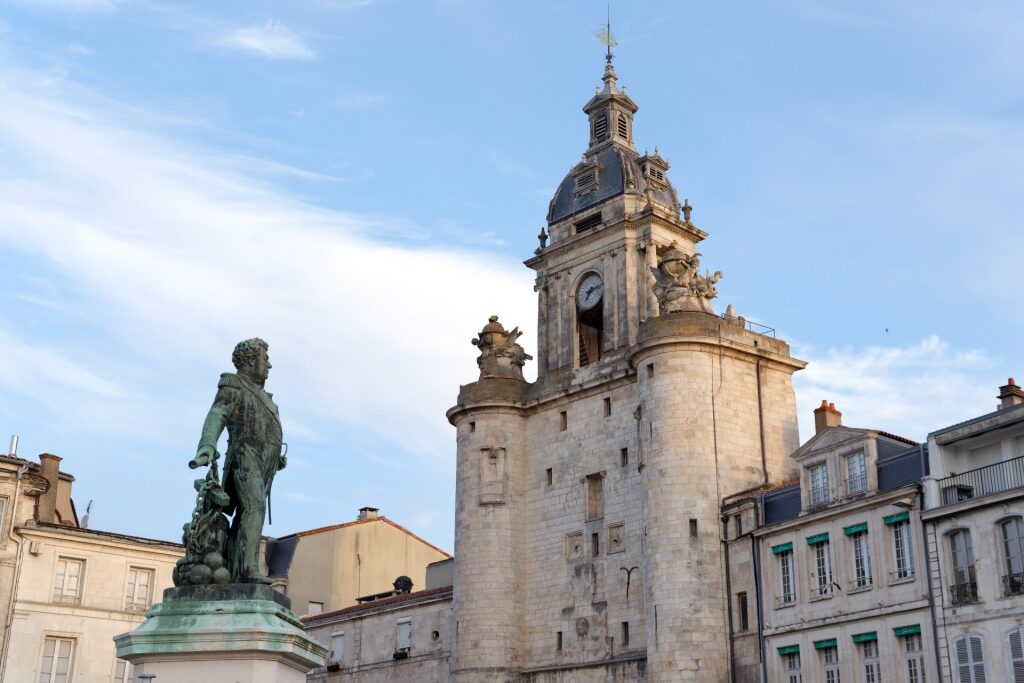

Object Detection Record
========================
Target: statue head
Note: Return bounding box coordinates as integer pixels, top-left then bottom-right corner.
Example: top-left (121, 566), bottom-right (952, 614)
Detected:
top-left (232, 338), bottom-right (271, 386)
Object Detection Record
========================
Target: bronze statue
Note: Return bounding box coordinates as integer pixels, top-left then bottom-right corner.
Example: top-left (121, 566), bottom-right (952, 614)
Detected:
top-left (173, 338), bottom-right (287, 587)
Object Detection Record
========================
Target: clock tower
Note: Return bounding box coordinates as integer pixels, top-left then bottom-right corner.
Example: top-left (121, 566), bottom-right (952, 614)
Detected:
top-left (449, 49), bottom-right (805, 682)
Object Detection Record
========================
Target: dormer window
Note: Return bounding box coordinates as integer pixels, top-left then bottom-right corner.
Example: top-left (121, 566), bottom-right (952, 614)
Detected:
top-left (646, 165), bottom-right (665, 182)
top-left (617, 114), bottom-right (628, 139)
top-left (845, 452), bottom-right (867, 495)
top-left (809, 463), bottom-right (829, 506)
top-left (572, 161), bottom-right (601, 197)
top-left (593, 113), bottom-right (608, 142)
top-left (576, 171), bottom-right (594, 189)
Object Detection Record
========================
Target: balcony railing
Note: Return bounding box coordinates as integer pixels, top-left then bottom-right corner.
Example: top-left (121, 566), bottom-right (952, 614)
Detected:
top-left (949, 580), bottom-right (979, 605)
top-left (776, 593), bottom-right (796, 607)
top-left (1003, 572), bottom-right (1024, 597)
top-left (937, 455), bottom-right (1024, 507)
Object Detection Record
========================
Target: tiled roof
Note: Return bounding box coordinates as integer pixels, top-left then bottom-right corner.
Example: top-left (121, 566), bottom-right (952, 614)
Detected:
top-left (302, 585), bottom-right (453, 625)
top-left (878, 431), bottom-right (919, 446)
top-left (280, 516), bottom-right (451, 559)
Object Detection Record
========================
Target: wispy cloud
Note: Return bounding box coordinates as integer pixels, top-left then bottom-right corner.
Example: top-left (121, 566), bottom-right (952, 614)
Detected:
top-left (795, 335), bottom-right (994, 442)
top-left (220, 20), bottom-right (314, 61)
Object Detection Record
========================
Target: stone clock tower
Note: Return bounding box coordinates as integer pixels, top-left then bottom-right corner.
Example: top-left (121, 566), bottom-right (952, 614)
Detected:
top-left (448, 52), bottom-right (805, 683)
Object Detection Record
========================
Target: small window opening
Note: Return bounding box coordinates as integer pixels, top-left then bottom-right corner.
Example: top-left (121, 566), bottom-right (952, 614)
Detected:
top-left (560, 411), bottom-right (567, 431)
top-left (646, 363), bottom-right (654, 378)
top-left (621, 621), bottom-right (630, 647)
top-left (468, 421), bottom-right (475, 433)
top-left (575, 213), bottom-right (602, 233)
top-left (603, 397), bottom-right (612, 417)
top-left (594, 113), bottom-right (608, 141)
top-left (431, 630), bottom-right (440, 641)
top-left (591, 532), bottom-right (600, 557)
top-left (556, 631), bottom-right (563, 652)
top-left (689, 519), bottom-right (698, 537)
top-left (545, 468), bottom-right (553, 486)
top-left (737, 592), bottom-right (749, 631)
top-left (617, 114), bottom-right (628, 139)
top-left (734, 515), bottom-right (742, 537)
top-left (620, 448), bottom-right (628, 467)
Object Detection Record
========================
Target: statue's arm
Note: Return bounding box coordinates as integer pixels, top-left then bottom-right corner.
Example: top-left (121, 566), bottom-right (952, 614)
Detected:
top-left (189, 385), bottom-right (237, 469)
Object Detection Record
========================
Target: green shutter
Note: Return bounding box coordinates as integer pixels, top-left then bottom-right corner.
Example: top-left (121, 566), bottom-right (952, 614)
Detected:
top-left (884, 511), bottom-right (910, 525)
top-left (893, 624), bottom-right (921, 637)
top-left (814, 638), bottom-right (838, 650)
top-left (772, 542), bottom-right (793, 555)
top-left (852, 631), bottom-right (878, 643)
top-left (844, 522), bottom-right (868, 536)
top-left (777, 644), bottom-right (800, 656)
top-left (806, 532), bottom-right (830, 545)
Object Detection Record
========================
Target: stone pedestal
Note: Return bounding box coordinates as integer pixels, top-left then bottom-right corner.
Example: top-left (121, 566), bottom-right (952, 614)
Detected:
top-left (115, 585), bottom-right (327, 683)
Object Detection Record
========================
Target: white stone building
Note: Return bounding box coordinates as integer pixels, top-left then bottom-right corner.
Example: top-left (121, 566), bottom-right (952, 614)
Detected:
top-left (921, 378), bottom-right (1024, 682)
top-left (0, 449), bottom-right (182, 683)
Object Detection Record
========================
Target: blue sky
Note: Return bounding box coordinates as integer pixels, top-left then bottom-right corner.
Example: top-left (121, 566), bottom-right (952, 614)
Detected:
top-left (1, 1), bottom-right (1022, 552)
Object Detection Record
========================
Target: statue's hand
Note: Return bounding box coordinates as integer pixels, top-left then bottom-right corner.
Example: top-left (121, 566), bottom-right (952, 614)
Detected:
top-left (277, 455), bottom-right (287, 471)
top-left (189, 446), bottom-right (217, 470)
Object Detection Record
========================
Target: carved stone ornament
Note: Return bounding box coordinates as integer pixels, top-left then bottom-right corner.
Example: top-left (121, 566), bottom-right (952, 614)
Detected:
top-left (471, 315), bottom-right (533, 381)
top-left (649, 242), bottom-right (723, 315)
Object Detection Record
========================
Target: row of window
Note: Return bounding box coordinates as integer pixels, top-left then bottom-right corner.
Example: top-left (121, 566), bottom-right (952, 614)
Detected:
top-left (52, 557), bottom-right (154, 611)
top-left (38, 636), bottom-right (133, 683)
top-left (808, 451), bottom-right (868, 506)
top-left (329, 617), bottom-right (441, 665)
top-left (771, 516), bottom-right (916, 607)
top-left (945, 517), bottom-right (1024, 604)
top-left (780, 629), bottom-right (927, 683)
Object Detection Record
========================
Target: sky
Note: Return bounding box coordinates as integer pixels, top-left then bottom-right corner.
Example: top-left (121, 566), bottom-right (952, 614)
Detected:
top-left (0, 1), bottom-right (1022, 553)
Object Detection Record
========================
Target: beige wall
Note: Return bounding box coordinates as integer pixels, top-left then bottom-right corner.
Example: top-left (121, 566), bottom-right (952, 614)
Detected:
top-left (2, 523), bottom-right (181, 683)
top-left (286, 517), bottom-right (450, 616)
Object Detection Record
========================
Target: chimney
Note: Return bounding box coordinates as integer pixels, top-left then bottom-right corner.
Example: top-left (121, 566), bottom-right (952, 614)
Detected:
top-left (8, 434), bottom-right (18, 456)
top-left (813, 400), bottom-right (843, 434)
top-left (38, 453), bottom-right (62, 524)
top-left (999, 377), bottom-right (1024, 409)
top-left (358, 507), bottom-right (380, 520)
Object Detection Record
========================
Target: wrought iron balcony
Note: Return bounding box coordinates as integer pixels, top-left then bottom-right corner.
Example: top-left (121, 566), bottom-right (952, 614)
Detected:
top-left (949, 580), bottom-right (979, 605)
top-left (1002, 572), bottom-right (1024, 597)
top-left (776, 593), bottom-right (796, 607)
top-left (937, 454), bottom-right (1024, 507)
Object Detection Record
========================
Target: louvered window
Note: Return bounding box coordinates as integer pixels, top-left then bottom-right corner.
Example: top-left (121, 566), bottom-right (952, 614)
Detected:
top-left (575, 214), bottom-right (602, 233)
top-left (954, 634), bottom-right (986, 683)
top-left (617, 114), bottom-right (628, 138)
top-left (1008, 627), bottom-right (1024, 683)
top-left (594, 114), bottom-right (608, 141)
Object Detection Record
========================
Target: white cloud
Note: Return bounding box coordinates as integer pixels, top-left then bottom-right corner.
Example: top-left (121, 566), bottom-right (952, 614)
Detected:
top-left (0, 69), bottom-right (535, 463)
top-left (220, 20), bottom-right (314, 61)
top-left (794, 335), bottom-right (995, 443)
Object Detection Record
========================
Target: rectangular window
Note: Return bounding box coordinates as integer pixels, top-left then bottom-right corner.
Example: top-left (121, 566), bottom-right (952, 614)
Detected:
top-left (545, 468), bottom-right (553, 486)
top-left (0, 497), bottom-right (7, 537)
top-left (949, 529), bottom-right (978, 604)
top-left (689, 519), bottom-right (698, 537)
top-left (734, 515), bottom-right (743, 538)
top-left (646, 363), bottom-right (654, 378)
top-left (307, 601), bottom-right (324, 616)
top-left (114, 658), bottom-right (134, 683)
top-left (591, 532), bottom-right (600, 557)
top-left (737, 592), bottom-right (749, 632)
top-left (39, 636), bottom-right (75, 683)
top-left (621, 621), bottom-right (629, 647)
top-left (893, 520), bottom-right (915, 579)
top-left (556, 631), bottom-right (563, 652)
top-left (397, 618), bottom-right (412, 651)
top-left (809, 463), bottom-right (829, 505)
top-left (903, 633), bottom-right (926, 683)
top-left (560, 411), bottom-right (567, 431)
top-left (778, 549), bottom-right (796, 605)
top-left (469, 421), bottom-right (475, 433)
top-left (861, 640), bottom-right (880, 683)
top-left (53, 557), bottom-right (84, 604)
top-left (603, 397), bottom-right (611, 417)
top-left (586, 474), bottom-right (604, 520)
top-left (846, 452), bottom-right (867, 494)
top-left (620, 448), bottom-right (628, 467)
top-left (1002, 518), bottom-right (1024, 595)
top-left (124, 566), bottom-right (154, 611)
top-left (786, 652), bottom-right (802, 683)
top-left (331, 631), bottom-right (345, 664)
top-left (814, 541), bottom-right (833, 596)
top-left (851, 531), bottom-right (873, 588)
top-left (820, 646), bottom-right (840, 683)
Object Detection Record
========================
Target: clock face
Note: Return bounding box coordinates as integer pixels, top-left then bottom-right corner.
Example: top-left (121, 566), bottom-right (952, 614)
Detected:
top-left (577, 273), bottom-right (604, 311)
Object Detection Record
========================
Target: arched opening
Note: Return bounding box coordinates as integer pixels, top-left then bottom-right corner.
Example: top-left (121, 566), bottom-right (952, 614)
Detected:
top-left (576, 272), bottom-right (604, 366)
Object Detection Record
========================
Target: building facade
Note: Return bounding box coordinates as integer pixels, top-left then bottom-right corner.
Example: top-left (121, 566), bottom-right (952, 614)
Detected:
top-left (0, 451), bottom-right (182, 683)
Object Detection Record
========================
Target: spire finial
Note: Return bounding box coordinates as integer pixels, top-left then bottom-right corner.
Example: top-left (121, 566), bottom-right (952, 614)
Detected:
top-left (593, 5), bottom-right (618, 93)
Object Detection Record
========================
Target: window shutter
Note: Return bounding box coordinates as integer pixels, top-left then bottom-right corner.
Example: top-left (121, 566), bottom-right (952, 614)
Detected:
top-left (970, 635), bottom-right (987, 683)
top-left (956, 637), bottom-right (970, 681)
top-left (1009, 628), bottom-right (1024, 683)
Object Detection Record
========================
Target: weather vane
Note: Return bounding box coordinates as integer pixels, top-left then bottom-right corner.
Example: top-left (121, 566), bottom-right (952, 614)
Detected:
top-left (593, 4), bottom-right (617, 63)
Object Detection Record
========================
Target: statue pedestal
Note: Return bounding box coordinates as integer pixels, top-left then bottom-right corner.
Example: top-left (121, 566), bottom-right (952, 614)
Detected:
top-left (115, 585), bottom-right (327, 683)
